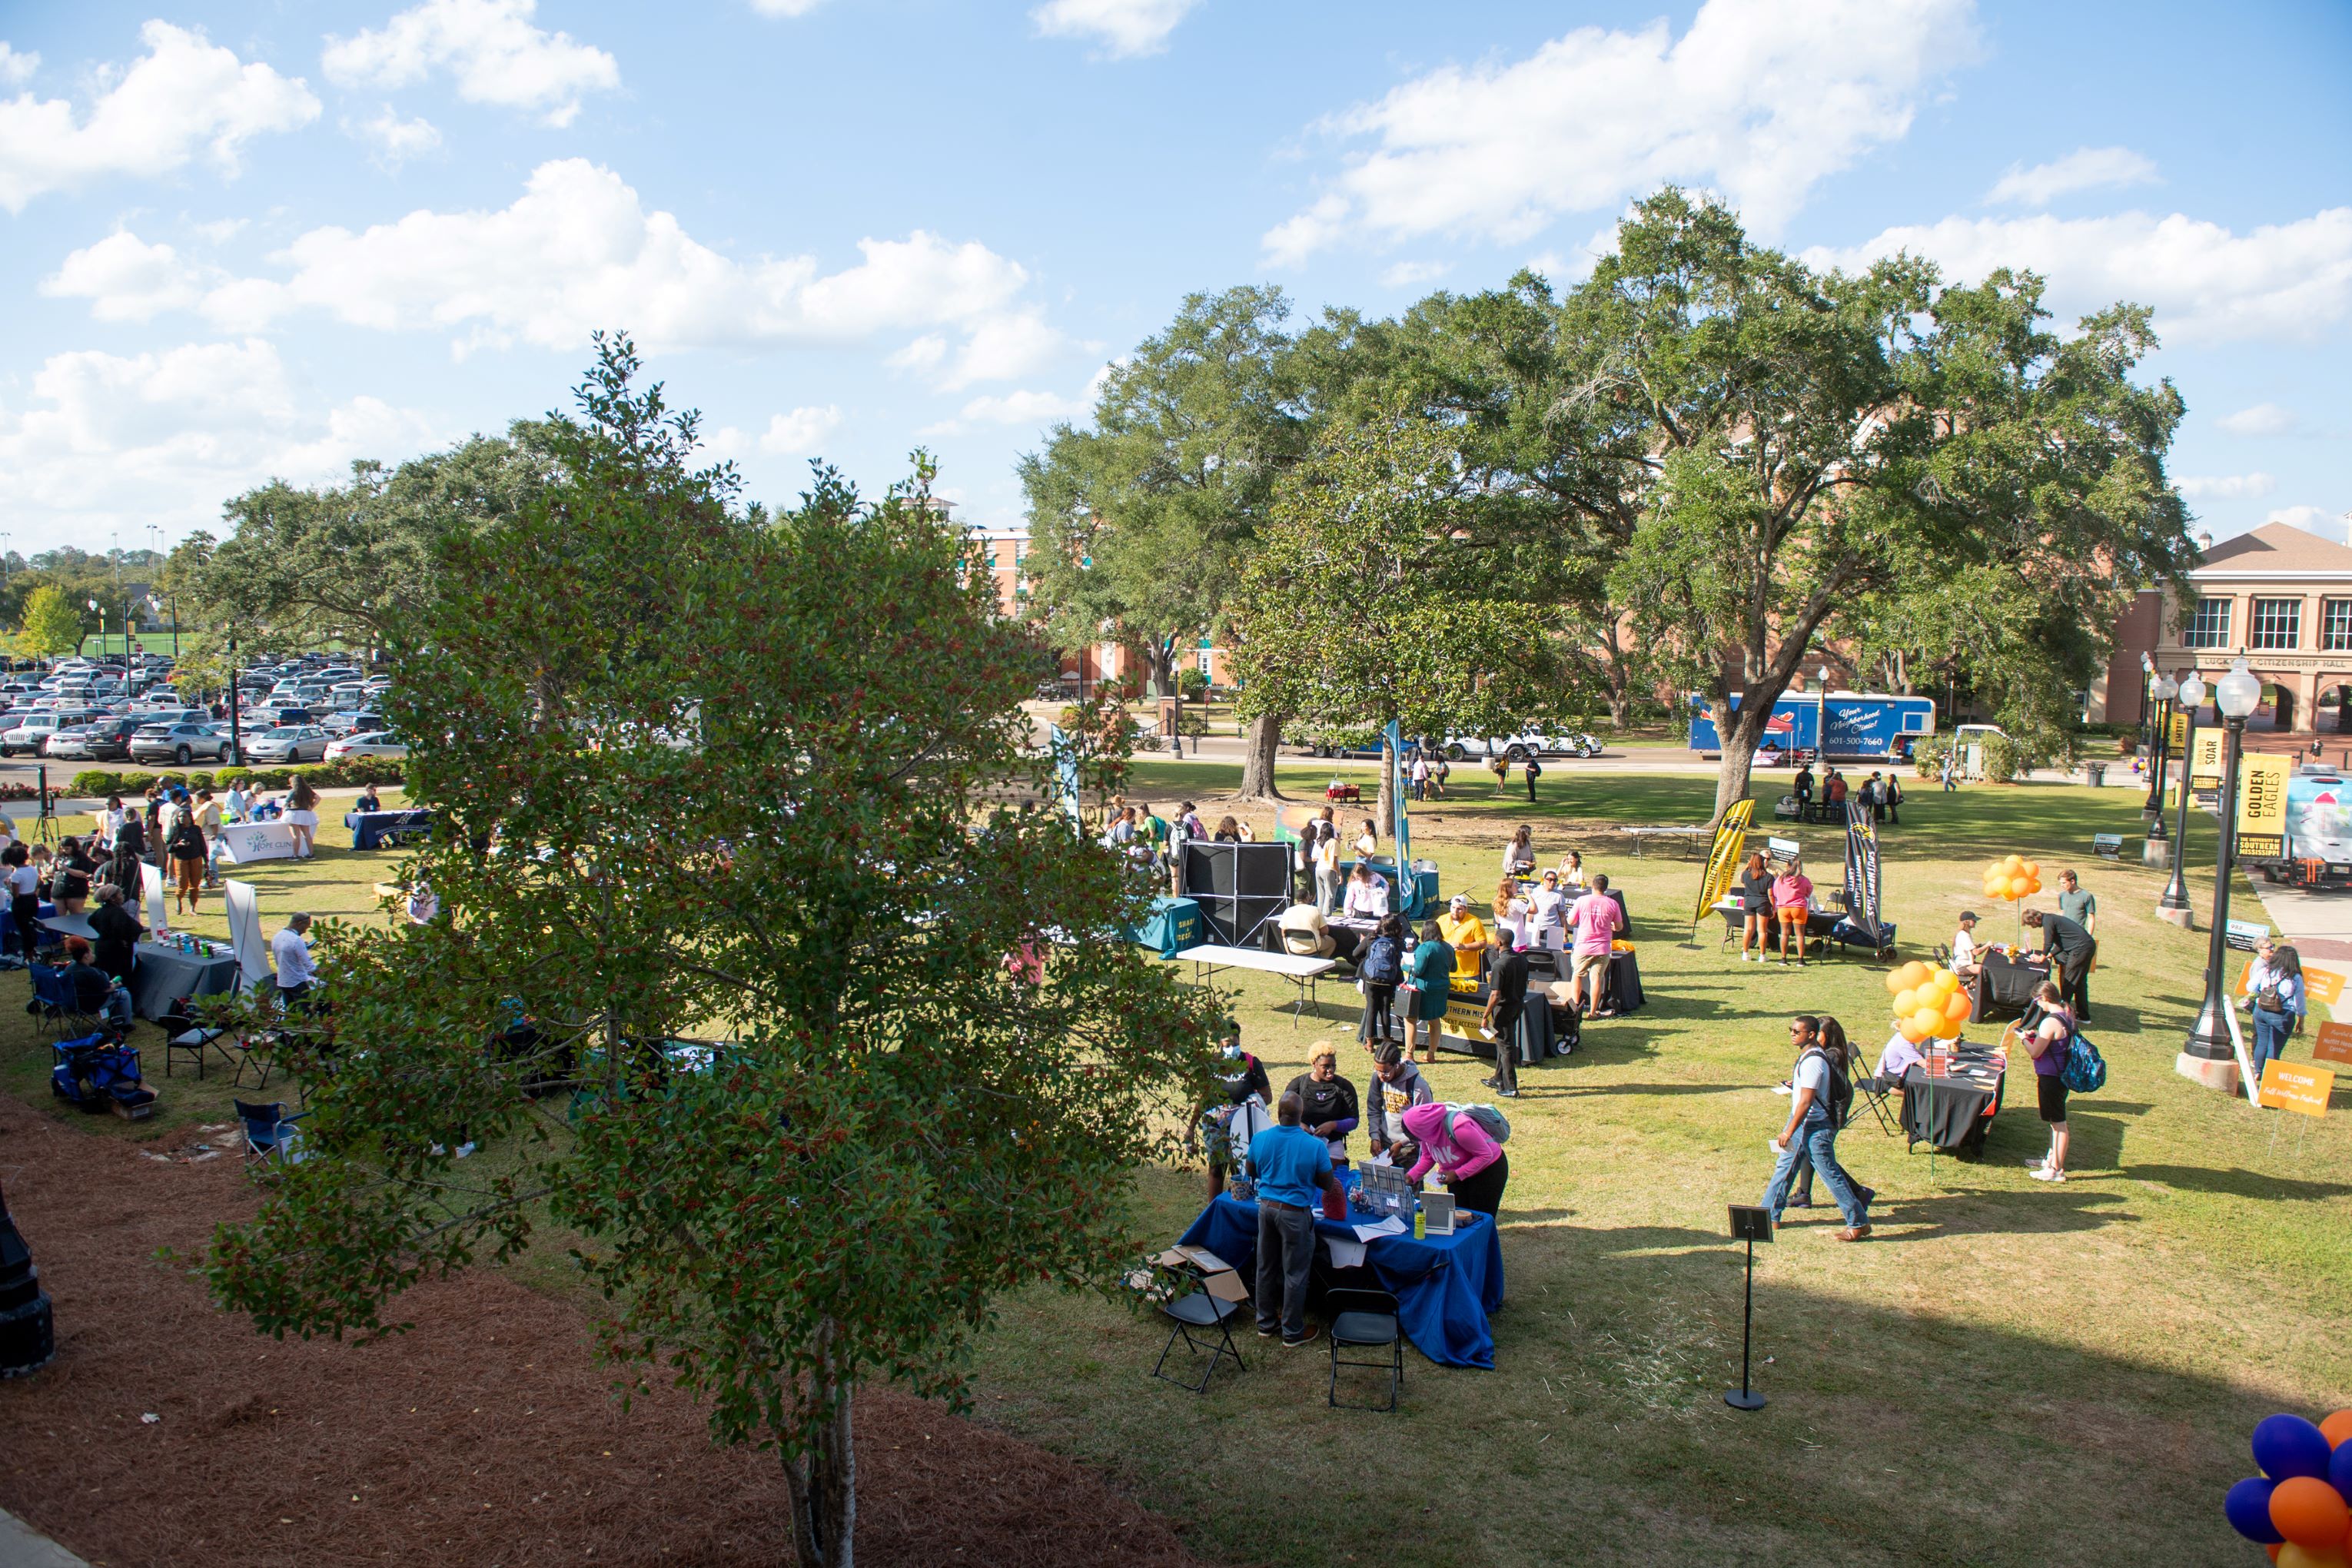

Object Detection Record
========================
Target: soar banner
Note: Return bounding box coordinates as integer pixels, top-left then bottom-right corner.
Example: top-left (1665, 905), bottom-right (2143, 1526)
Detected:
top-left (1692, 797), bottom-right (1755, 927)
top-left (2191, 729), bottom-right (2225, 789)
top-left (1843, 802), bottom-right (1884, 942)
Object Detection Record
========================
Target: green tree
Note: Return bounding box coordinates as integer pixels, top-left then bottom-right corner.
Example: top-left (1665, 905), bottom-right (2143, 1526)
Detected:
top-left (1019, 286), bottom-right (1312, 797)
top-left (1582, 191), bottom-right (2192, 819)
top-left (1227, 413), bottom-right (1558, 834)
top-left (17, 583), bottom-right (86, 657)
top-left (200, 337), bottom-right (1216, 1568)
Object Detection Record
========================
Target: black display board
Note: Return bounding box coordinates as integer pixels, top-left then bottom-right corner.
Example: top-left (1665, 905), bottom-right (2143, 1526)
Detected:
top-left (1180, 842), bottom-right (1292, 948)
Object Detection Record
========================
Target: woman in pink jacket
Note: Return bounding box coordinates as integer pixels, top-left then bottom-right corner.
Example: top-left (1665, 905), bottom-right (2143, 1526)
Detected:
top-left (1399, 1101), bottom-right (1508, 1217)
top-left (1769, 858), bottom-right (1814, 966)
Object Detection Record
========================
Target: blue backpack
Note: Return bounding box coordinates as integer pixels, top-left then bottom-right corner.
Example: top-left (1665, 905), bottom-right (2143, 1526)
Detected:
top-left (2060, 1031), bottom-right (2107, 1094)
top-left (1362, 935), bottom-right (1403, 985)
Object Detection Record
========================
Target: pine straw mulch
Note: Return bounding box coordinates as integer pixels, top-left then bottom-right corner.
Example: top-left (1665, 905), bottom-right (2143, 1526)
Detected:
top-left (0, 1095), bottom-right (1212, 1568)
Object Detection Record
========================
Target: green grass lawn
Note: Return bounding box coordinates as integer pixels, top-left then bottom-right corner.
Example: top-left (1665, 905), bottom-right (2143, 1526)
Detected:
top-left (3, 776), bottom-right (2343, 1566)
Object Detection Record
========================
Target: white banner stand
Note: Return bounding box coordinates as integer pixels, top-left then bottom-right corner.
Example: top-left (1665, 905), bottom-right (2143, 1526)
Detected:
top-left (141, 860), bottom-right (170, 939)
top-left (224, 879), bottom-right (273, 988)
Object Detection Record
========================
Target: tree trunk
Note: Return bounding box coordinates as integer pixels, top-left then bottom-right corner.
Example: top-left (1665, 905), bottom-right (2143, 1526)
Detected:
top-left (1237, 712), bottom-right (1285, 800)
top-left (1713, 708), bottom-right (1762, 824)
top-left (780, 1333), bottom-right (857, 1568)
top-left (1377, 736), bottom-right (1397, 843)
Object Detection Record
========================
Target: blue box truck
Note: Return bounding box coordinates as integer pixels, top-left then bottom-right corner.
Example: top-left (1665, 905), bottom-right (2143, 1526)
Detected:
top-left (1689, 691), bottom-right (1937, 762)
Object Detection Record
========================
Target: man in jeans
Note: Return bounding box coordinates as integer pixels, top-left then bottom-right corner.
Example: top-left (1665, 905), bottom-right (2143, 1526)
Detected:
top-left (1247, 1091), bottom-right (1344, 1347)
top-left (2023, 907), bottom-right (2097, 1022)
top-left (1761, 1014), bottom-right (1873, 1241)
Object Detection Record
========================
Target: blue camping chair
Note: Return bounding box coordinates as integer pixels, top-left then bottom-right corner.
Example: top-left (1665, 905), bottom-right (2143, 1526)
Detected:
top-left (233, 1100), bottom-right (309, 1170)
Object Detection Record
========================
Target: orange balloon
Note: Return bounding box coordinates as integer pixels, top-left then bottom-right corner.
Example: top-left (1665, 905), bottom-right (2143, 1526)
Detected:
top-left (1899, 1019), bottom-right (1928, 1043)
top-left (1884, 968), bottom-right (1907, 995)
top-left (1944, 991), bottom-right (1972, 1022)
top-left (2274, 1544), bottom-right (2348, 1568)
top-left (2020, 860), bottom-right (2040, 878)
top-left (2267, 1544), bottom-right (2282, 1565)
top-left (1893, 988), bottom-right (1920, 1017)
top-left (1935, 1015), bottom-right (1964, 1039)
top-left (2272, 1478), bottom-right (2352, 1550)
top-left (1910, 1006), bottom-right (1944, 1036)
top-left (2320, 1409), bottom-right (2352, 1448)
top-left (2004, 853), bottom-right (2025, 870)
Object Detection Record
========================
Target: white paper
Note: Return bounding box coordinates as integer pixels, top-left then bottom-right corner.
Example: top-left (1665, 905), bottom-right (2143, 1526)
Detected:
top-left (1327, 1238), bottom-right (1368, 1269)
top-left (1348, 1216), bottom-right (1407, 1241)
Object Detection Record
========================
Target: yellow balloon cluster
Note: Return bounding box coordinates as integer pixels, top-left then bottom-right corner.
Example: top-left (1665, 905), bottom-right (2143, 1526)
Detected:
top-left (1982, 853), bottom-right (2043, 902)
top-left (1884, 959), bottom-right (1972, 1043)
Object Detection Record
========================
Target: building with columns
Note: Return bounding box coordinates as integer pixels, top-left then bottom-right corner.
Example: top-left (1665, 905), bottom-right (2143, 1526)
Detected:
top-left (2104, 520), bottom-right (2352, 746)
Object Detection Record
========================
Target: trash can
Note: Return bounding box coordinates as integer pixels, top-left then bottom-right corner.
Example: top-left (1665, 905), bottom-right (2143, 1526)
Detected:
top-left (2081, 762), bottom-right (2108, 787)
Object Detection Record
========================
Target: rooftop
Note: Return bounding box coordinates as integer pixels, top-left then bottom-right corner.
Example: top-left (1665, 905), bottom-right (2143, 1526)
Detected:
top-left (2194, 521), bottom-right (2352, 576)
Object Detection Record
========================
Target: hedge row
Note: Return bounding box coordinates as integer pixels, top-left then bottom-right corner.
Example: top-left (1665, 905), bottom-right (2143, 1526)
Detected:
top-left (68, 756), bottom-right (407, 798)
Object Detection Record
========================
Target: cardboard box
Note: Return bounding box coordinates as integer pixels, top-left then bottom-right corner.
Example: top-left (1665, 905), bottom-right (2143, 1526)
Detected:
top-left (1151, 1247), bottom-right (1250, 1302)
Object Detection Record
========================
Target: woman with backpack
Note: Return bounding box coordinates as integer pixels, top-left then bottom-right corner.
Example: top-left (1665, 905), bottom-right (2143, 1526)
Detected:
top-left (1398, 1100), bottom-right (1508, 1217)
top-left (2020, 979), bottom-right (2076, 1183)
top-left (1357, 913), bottom-right (1406, 1047)
top-left (2242, 938), bottom-right (2307, 1079)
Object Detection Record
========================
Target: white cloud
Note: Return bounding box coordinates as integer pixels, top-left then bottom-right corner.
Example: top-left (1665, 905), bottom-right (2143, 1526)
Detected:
top-left (1805, 208), bottom-right (2352, 344)
top-left (2219, 403), bottom-right (2299, 437)
top-left (0, 339), bottom-right (437, 546)
top-left (2176, 472), bottom-right (2276, 500)
top-left (1380, 260), bottom-right (1450, 289)
top-left (887, 336), bottom-right (948, 374)
top-left (758, 404), bottom-right (842, 455)
top-left (749, 0), bottom-right (829, 14)
top-left (1264, 0), bottom-right (1975, 264)
top-left (322, 0), bottom-right (620, 128)
top-left (73, 161), bottom-right (1043, 366)
top-left (920, 388), bottom-right (1088, 437)
top-left (352, 105), bottom-right (442, 167)
top-left (2267, 505), bottom-right (2343, 536)
top-left (42, 232), bottom-right (211, 321)
top-left (1031, 0), bottom-right (1201, 58)
top-left (0, 43), bottom-right (38, 87)
top-left (1984, 146), bottom-right (2157, 208)
top-left (192, 217), bottom-right (247, 244)
top-left (938, 311), bottom-right (1068, 391)
top-left (0, 21), bottom-right (318, 213)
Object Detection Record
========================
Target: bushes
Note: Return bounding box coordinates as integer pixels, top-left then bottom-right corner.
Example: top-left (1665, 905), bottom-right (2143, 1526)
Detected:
top-left (68, 757), bottom-right (404, 799)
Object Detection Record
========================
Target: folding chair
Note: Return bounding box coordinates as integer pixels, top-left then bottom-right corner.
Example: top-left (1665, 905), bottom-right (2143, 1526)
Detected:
top-left (26, 964), bottom-right (81, 1042)
top-left (1850, 1071), bottom-right (1903, 1137)
top-left (1326, 1287), bottom-right (1404, 1411)
top-left (1151, 1286), bottom-right (1248, 1394)
top-left (232, 1100), bottom-right (309, 1170)
top-left (158, 996), bottom-right (228, 1079)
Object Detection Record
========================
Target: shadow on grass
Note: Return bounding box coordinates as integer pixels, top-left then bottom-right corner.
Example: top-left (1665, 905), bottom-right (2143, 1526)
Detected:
top-left (2126, 1162), bottom-right (2352, 1201)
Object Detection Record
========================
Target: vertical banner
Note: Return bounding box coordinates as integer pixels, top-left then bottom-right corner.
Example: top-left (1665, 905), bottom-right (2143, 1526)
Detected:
top-left (1843, 802), bottom-right (1883, 942)
top-left (223, 878), bottom-right (272, 988)
top-left (2167, 712), bottom-right (2188, 749)
top-left (1386, 720), bottom-right (1412, 871)
top-left (2237, 752), bottom-right (2290, 859)
top-left (141, 860), bottom-right (171, 939)
top-left (2190, 729), bottom-right (2225, 788)
top-left (1047, 724), bottom-right (1083, 838)
top-left (1692, 798), bottom-right (1755, 927)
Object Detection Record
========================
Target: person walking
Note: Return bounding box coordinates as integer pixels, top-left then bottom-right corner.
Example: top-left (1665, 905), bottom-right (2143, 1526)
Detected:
top-left (1407, 919), bottom-right (1452, 1065)
top-left (1737, 850), bottom-right (1774, 962)
top-left (1883, 771), bottom-right (1903, 824)
top-left (1489, 752), bottom-right (1510, 796)
top-left (1410, 752), bottom-right (1430, 802)
top-left (1247, 1092), bottom-right (1342, 1347)
top-left (2018, 980), bottom-right (2076, 1181)
top-left (1940, 748), bottom-right (1957, 792)
top-left (2021, 908), bottom-right (2096, 1022)
top-left (1522, 753), bottom-right (1542, 803)
top-left (1357, 914), bottom-right (1405, 1048)
top-left (165, 809), bottom-right (208, 915)
top-left (1761, 1014), bottom-right (1872, 1239)
top-left (284, 776), bottom-right (321, 860)
top-left (2242, 938), bottom-right (2307, 1078)
top-left (1431, 754), bottom-right (1450, 799)
top-left (1399, 1101), bottom-right (1509, 1217)
top-left (1786, 1018), bottom-right (1875, 1211)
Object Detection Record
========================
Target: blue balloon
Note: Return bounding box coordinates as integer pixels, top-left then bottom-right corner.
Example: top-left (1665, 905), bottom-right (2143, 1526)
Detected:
top-left (2256, 1414), bottom-right (2336, 1480)
top-left (2227, 1477), bottom-right (2284, 1543)
top-left (2333, 1439), bottom-right (2352, 1501)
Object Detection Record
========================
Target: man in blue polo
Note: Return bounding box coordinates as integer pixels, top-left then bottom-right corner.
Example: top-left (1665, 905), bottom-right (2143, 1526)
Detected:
top-left (1247, 1091), bottom-right (1344, 1347)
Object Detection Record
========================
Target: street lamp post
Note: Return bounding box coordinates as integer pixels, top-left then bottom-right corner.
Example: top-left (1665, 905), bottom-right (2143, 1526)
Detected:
top-left (2140, 656), bottom-right (2164, 822)
top-left (227, 630), bottom-right (244, 767)
top-left (2145, 675), bottom-right (2177, 842)
top-left (2180, 659), bottom-right (2264, 1091)
top-left (2157, 675), bottom-right (2204, 920)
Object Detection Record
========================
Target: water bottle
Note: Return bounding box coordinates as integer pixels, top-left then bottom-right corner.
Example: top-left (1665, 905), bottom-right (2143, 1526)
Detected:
top-left (1414, 1203), bottom-right (1426, 1240)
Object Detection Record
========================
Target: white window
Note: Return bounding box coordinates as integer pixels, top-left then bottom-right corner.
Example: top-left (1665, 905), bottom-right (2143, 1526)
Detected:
top-left (2251, 597), bottom-right (2301, 651)
top-left (2186, 596), bottom-right (2232, 649)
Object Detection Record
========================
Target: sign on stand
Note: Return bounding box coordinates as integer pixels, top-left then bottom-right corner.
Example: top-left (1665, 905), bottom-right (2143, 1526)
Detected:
top-left (2312, 1022), bottom-right (2352, 1067)
top-left (2091, 833), bottom-right (2123, 859)
top-left (2225, 919), bottom-right (2271, 952)
top-left (2258, 1059), bottom-right (2335, 1117)
top-left (1690, 799), bottom-right (1755, 929)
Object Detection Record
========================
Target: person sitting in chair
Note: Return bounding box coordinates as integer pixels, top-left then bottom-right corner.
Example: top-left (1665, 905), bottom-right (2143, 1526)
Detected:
top-left (355, 781), bottom-right (383, 814)
top-left (59, 935), bottom-right (112, 1020)
top-left (1950, 910), bottom-right (1983, 982)
top-left (1341, 861), bottom-right (1391, 921)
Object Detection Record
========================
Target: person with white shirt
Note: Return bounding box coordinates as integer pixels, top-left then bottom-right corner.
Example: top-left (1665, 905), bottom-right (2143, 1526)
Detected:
top-left (1527, 867), bottom-right (1572, 952)
top-left (2, 844), bottom-right (38, 965)
top-left (1951, 911), bottom-right (1982, 981)
top-left (1341, 862), bottom-right (1391, 920)
top-left (1492, 877), bottom-right (1530, 951)
top-left (1502, 826), bottom-right (1536, 878)
top-left (224, 782), bottom-right (251, 823)
top-left (271, 912), bottom-right (318, 1010)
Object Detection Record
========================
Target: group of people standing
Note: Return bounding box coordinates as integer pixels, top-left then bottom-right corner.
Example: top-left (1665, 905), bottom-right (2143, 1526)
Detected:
top-left (1790, 763), bottom-right (1902, 823)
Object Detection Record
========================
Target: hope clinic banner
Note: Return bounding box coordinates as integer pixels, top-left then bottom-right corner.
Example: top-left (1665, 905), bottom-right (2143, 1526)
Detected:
top-left (1692, 797), bottom-right (1755, 928)
top-left (1842, 802), bottom-right (1884, 942)
top-left (2237, 751), bottom-right (2291, 859)
top-left (223, 878), bottom-right (274, 988)
top-left (218, 821), bottom-right (300, 865)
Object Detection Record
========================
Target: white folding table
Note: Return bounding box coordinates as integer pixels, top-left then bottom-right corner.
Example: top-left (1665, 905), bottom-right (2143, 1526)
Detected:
top-left (1174, 943), bottom-right (1339, 1027)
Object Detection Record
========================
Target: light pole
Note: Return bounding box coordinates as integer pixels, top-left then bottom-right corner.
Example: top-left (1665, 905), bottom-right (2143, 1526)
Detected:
top-left (2145, 674), bottom-right (2177, 842)
top-left (2180, 659), bottom-right (2264, 1091)
top-left (2138, 653), bottom-right (2158, 816)
top-left (2158, 674), bottom-right (2204, 918)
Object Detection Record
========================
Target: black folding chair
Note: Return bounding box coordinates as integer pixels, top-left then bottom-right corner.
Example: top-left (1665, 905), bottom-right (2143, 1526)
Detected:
top-left (1151, 1286), bottom-right (1247, 1394)
top-left (1326, 1287), bottom-right (1404, 1411)
top-left (160, 996), bottom-right (228, 1079)
top-left (1851, 1071), bottom-right (1903, 1137)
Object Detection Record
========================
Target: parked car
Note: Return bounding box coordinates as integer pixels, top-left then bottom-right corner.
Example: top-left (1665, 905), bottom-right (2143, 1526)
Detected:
top-left (2, 713), bottom-right (67, 756)
top-left (326, 730), bottom-right (408, 761)
top-left (324, 708), bottom-right (383, 735)
top-left (42, 724), bottom-right (103, 760)
top-left (250, 705), bottom-right (315, 727)
top-left (244, 724), bottom-right (332, 764)
top-left (128, 723), bottom-right (234, 766)
top-left (54, 716), bottom-right (146, 762)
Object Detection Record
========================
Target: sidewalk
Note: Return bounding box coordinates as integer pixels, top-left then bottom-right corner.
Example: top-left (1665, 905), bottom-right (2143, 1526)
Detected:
top-left (2244, 879), bottom-right (2352, 980)
top-left (0, 1510), bottom-right (89, 1568)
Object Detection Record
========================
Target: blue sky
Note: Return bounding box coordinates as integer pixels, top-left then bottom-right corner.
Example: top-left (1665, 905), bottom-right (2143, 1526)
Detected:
top-left (2, 0), bottom-right (2347, 556)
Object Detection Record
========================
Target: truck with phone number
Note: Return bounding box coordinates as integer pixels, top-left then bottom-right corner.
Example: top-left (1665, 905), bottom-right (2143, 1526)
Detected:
top-left (1689, 691), bottom-right (1936, 762)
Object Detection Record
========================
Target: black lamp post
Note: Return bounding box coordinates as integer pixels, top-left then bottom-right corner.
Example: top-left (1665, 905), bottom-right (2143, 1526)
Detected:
top-left (2139, 657), bottom-right (2164, 821)
top-left (2182, 659), bottom-right (2264, 1079)
top-left (2158, 675), bottom-right (2204, 913)
top-left (2146, 675), bottom-right (2177, 841)
top-left (228, 630), bottom-right (244, 767)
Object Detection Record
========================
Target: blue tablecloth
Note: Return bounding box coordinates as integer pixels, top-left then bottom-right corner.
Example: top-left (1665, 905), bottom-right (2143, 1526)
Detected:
top-left (347, 809), bottom-right (431, 850)
top-left (1131, 895), bottom-right (1207, 958)
top-left (1177, 1188), bottom-right (1506, 1369)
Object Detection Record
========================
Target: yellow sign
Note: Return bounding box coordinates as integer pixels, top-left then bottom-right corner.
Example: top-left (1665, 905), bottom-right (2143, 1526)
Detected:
top-left (2191, 730), bottom-right (2224, 787)
top-left (2239, 752), bottom-right (2290, 840)
top-left (2306, 968), bottom-right (2346, 1006)
top-left (1692, 798), bottom-right (1756, 927)
top-left (2313, 1021), bottom-right (2352, 1067)
top-left (2258, 1059), bottom-right (2335, 1118)
top-left (2168, 713), bottom-right (2188, 749)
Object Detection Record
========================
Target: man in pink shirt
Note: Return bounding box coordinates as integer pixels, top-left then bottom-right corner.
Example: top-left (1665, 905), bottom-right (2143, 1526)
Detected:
top-left (1568, 873), bottom-right (1623, 1016)
top-left (1400, 1101), bottom-right (1508, 1216)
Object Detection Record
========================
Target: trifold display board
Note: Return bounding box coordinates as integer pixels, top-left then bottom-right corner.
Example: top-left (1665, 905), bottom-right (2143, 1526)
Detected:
top-left (1179, 842), bottom-right (1292, 950)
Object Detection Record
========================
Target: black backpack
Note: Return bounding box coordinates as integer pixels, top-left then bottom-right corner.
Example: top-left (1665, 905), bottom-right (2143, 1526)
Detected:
top-left (1802, 1045), bottom-right (1853, 1127)
top-left (1362, 935), bottom-right (1403, 985)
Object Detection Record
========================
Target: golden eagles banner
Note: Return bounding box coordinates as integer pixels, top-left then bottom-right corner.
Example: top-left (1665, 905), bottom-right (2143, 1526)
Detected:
top-left (1693, 798), bottom-right (1756, 928)
top-left (2237, 751), bottom-right (2290, 859)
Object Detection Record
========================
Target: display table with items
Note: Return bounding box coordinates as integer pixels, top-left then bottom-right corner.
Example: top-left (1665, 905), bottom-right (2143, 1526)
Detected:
top-left (1968, 948), bottom-right (2051, 1022)
top-left (1176, 1171), bottom-right (1506, 1369)
top-left (1129, 895), bottom-right (1207, 958)
top-left (1714, 896), bottom-right (1876, 959)
top-left (1899, 1042), bottom-right (2008, 1154)
top-left (127, 940), bottom-right (243, 1022)
top-left (346, 809), bottom-right (433, 851)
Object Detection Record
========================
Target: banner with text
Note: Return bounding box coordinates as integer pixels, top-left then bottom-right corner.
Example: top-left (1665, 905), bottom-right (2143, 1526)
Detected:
top-left (2191, 730), bottom-right (2225, 789)
top-left (1692, 798), bottom-right (1755, 928)
top-left (2237, 751), bottom-right (2290, 860)
top-left (1842, 802), bottom-right (1884, 943)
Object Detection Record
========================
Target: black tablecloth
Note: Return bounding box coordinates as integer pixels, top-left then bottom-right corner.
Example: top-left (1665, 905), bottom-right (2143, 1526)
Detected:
top-left (348, 809), bottom-right (432, 851)
top-left (127, 942), bottom-right (242, 1021)
top-left (1899, 1052), bottom-right (2008, 1152)
top-left (1971, 949), bottom-right (2050, 1023)
top-left (1602, 949), bottom-right (1644, 1015)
